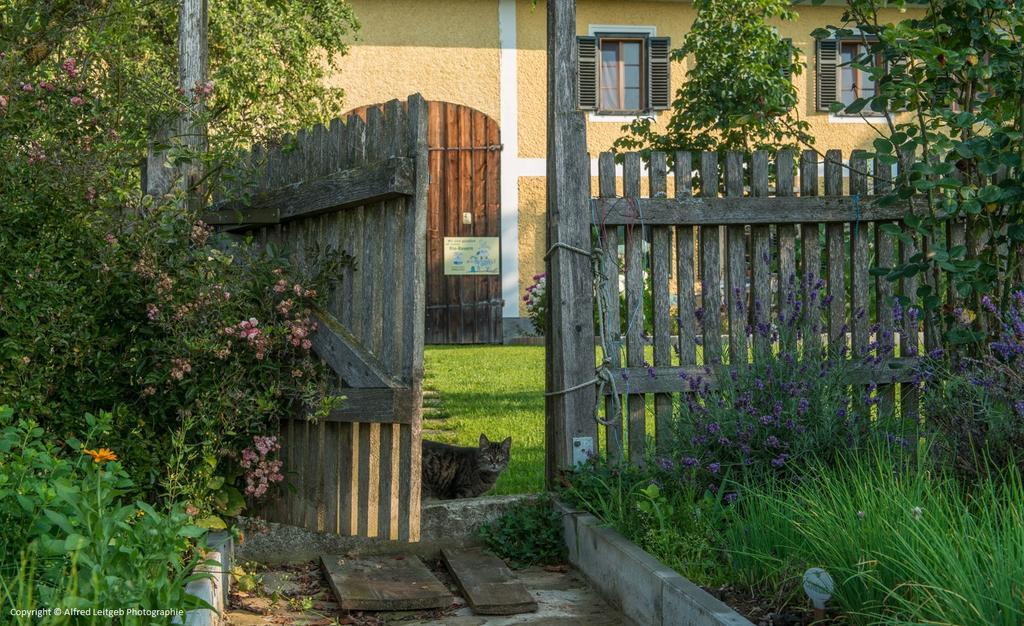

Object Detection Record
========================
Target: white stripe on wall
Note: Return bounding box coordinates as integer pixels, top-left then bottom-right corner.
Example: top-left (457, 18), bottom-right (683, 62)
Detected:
top-left (498, 0), bottom-right (520, 318)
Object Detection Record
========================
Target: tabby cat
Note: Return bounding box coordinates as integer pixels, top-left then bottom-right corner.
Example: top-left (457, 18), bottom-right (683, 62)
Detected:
top-left (421, 434), bottom-right (511, 499)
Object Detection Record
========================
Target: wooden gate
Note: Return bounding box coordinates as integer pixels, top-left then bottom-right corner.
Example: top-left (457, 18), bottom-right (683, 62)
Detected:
top-left (425, 102), bottom-right (503, 344)
top-left (344, 102), bottom-right (503, 344)
top-left (206, 95), bottom-right (428, 541)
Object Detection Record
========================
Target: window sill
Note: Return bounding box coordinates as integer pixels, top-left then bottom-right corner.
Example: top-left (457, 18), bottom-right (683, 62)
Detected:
top-left (588, 112), bottom-right (657, 123)
top-left (826, 113), bottom-right (888, 124)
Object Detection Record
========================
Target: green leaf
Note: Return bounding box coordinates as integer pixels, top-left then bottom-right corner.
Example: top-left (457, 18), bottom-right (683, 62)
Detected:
top-left (873, 138), bottom-right (895, 155)
top-left (195, 515), bottom-right (228, 530)
top-left (64, 533), bottom-right (90, 552)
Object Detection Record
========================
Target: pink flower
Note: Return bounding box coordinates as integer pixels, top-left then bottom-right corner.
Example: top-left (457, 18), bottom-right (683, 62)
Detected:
top-left (70, 96), bottom-right (84, 106)
top-left (62, 57), bottom-right (78, 77)
top-left (301, 339), bottom-right (312, 350)
top-left (0, 95), bottom-right (8, 110)
top-left (39, 81), bottom-right (54, 92)
top-left (21, 83), bottom-right (33, 92)
top-left (185, 504), bottom-right (199, 516)
top-left (146, 303), bottom-right (160, 320)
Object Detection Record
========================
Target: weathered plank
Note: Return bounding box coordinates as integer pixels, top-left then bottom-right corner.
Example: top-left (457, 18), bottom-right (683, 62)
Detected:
top-left (849, 151), bottom-right (871, 358)
top-left (597, 152), bottom-right (623, 463)
top-left (674, 151), bottom-right (697, 368)
top-left (590, 195), bottom-right (927, 226)
top-left (724, 152), bottom-right (748, 365)
top-left (441, 548), bottom-right (538, 615)
top-left (824, 150), bottom-right (847, 356)
top-left (319, 388), bottom-right (417, 424)
top-left (776, 150), bottom-right (798, 351)
top-left (320, 555), bottom-right (452, 611)
top-left (650, 152), bottom-right (673, 454)
top-left (623, 152), bottom-right (647, 466)
top-left (699, 152), bottom-right (723, 366)
top-left (204, 157), bottom-right (415, 225)
top-left (310, 308), bottom-right (402, 389)
top-left (800, 150), bottom-right (822, 359)
top-left (874, 156), bottom-right (897, 419)
top-left (600, 360), bottom-right (920, 394)
top-left (750, 151), bottom-right (772, 362)
top-left (544, 0), bottom-right (598, 484)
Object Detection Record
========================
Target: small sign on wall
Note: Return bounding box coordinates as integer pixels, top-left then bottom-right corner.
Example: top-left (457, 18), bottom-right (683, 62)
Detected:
top-left (443, 237), bottom-right (500, 275)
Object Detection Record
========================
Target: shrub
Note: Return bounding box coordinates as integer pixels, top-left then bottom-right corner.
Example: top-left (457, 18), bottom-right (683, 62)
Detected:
top-left (0, 407), bottom-right (212, 624)
top-left (723, 449), bottom-right (1024, 626)
top-left (666, 274), bottom-right (896, 491)
top-left (523, 273), bottom-right (548, 336)
top-left (479, 497), bottom-right (565, 568)
top-left (0, 196), bottom-right (342, 523)
top-left (921, 291), bottom-right (1024, 481)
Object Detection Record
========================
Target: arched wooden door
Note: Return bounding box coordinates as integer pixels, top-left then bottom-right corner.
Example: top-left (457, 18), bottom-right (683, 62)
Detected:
top-left (345, 102), bottom-right (503, 344)
top-left (425, 102), bottom-right (503, 344)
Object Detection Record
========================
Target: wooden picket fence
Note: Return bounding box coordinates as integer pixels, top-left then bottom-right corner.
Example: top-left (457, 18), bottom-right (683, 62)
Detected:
top-left (586, 148), bottom-right (948, 465)
top-left (205, 95), bottom-right (429, 541)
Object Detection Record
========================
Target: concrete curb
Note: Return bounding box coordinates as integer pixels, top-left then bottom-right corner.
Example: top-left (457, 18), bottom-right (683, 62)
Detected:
top-left (181, 531), bottom-right (233, 626)
top-left (555, 501), bottom-right (754, 626)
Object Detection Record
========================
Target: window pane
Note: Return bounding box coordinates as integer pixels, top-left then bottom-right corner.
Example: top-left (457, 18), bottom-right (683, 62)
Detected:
top-left (623, 41), bottom-right (641, 66)
top-left (624, 88), bottom-right (641, 111)
top-left (600, 42), bottom-right (620, 109)
top-left (624, 65), bottom-right (641, 90)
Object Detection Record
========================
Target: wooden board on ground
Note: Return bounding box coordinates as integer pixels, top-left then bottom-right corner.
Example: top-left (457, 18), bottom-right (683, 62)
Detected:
top-left (441, 548), bottom-right (538, 615)
top-left (320, 555), bottom-right (452, 611)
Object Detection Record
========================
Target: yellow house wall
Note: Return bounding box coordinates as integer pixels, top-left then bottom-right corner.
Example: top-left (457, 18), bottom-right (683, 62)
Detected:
top-left (328, 0), bottom-right (921, 319)
top-left (327, 0), bottom-right (501, 121)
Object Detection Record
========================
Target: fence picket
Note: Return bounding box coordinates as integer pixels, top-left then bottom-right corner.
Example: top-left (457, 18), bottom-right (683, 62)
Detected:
top-left (776, 151), bottom-right (797, 352)
top-left (674, 152), bottom-right (697, 368)
top-left (873, 158), bottom-right (897, 419)
top-left (725, 152), bottom-right (748, 365)
top-left (699, 152), bottom-right (723, 366)
top-left (623, 152), bottom-right (647, 465)
top-left (650, 152), bottom-right (672, 453)
top-left (598, 152), bottom-right (623, 463)
top-left (800, 151), bottom-right (822, 359)
top-left (750, 151), bottom-right (772, 362)
top-left (825, 150), bottom-right (847, 357)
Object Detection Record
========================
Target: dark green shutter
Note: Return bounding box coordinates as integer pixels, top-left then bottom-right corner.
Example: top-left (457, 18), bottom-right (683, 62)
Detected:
top-left (816, 38), bottom-right (839, 111)
top-left (577, 36), bottom-right (598, 110)
top-left (781, 38), bottom-right (793, 80)
top-left (647, 37), bottom-right (671, 110)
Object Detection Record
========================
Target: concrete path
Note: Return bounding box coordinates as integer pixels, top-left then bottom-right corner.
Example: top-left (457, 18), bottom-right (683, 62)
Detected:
top-left (225, 561), bottom-right (627, 626)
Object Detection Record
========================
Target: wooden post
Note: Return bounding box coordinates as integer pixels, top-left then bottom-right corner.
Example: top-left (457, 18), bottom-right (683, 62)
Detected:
top-left (544, 0), bottom-right (597, 486)
top-left (146, 0), bottom-right (208, 202)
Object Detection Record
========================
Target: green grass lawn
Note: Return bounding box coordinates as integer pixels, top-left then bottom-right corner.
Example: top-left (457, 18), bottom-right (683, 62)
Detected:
top-left (423, 345), bottom-right (546, 494)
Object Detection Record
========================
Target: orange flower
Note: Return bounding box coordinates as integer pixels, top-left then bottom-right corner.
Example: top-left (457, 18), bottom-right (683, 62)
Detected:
top-left (83, 448), bottom-right (118, 463)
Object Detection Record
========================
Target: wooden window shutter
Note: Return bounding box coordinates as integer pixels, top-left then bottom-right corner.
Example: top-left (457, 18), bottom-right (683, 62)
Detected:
top-left (816, 38), bottom-right (839, 111)
top-left (781, 38), bottom-right (793, 80)
top-left (577, 36), bottom-right (598, 110)
top-left (647, 36), bottom-right (672, 110)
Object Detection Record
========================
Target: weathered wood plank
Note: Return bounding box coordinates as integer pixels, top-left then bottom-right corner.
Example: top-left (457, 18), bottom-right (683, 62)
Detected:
top-left (600, 360), bottom-right (920, 394)
top-left (750, 151), bottom-right (772, 362)
top-left (800, 151), bottom-right (822, 359)
top-left (849, 151), bottom-right (871, 358)
top-left (319, 388), bottom-right (416, 424)
top-left (203, 158), bottom-right (415, 226)
top-left (699, 152), bottom-right (723, 366)
top-left (776, 150), bottom-right (798, 352)
top-left (441, 548), bottom-right (538, 615)
top-left (590, 195), bottom-right (927, 226)
top-left (874, 157), bottom-right (897, 419)
top-left (545, 3), bottom-right (601, 481)
top-left (597, 152), bottom-right (623, 463)
top-left (649, 152), bottom-right (673, 454)
top-left (311, 308), bottom-right (402, 389)
top-left (623, 152), bottom-right (647, 466)
top-left (824, 150), bottom-right (847, 356)
top-left (674, 152), bottom-right (697, 368)
top-left (900, 225), bottom-right (920, 422)
top-left (320, 555), bottom-right (452, 611)
top-left (724, 152), bottom-right (748, 365)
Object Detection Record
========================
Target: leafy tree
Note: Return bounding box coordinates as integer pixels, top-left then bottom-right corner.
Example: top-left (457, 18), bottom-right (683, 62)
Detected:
top-left (614, 0), bottom-right (812, 158)
top-left (816, 0), bottom-right (1024, 343)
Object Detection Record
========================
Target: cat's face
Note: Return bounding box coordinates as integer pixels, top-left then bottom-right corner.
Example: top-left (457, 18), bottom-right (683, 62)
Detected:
top-left (477, 434), bottom-right (511, 473)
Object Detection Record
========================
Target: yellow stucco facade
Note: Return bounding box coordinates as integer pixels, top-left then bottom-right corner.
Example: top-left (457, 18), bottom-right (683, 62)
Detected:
top-left (331, 0), bottom-right (920, 325)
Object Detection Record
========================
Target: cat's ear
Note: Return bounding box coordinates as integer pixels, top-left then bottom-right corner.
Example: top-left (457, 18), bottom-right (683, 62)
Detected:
top-left (479, 433), bottom-right (490, 447)
top-left (500, 437), bottom-right (512, 453)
